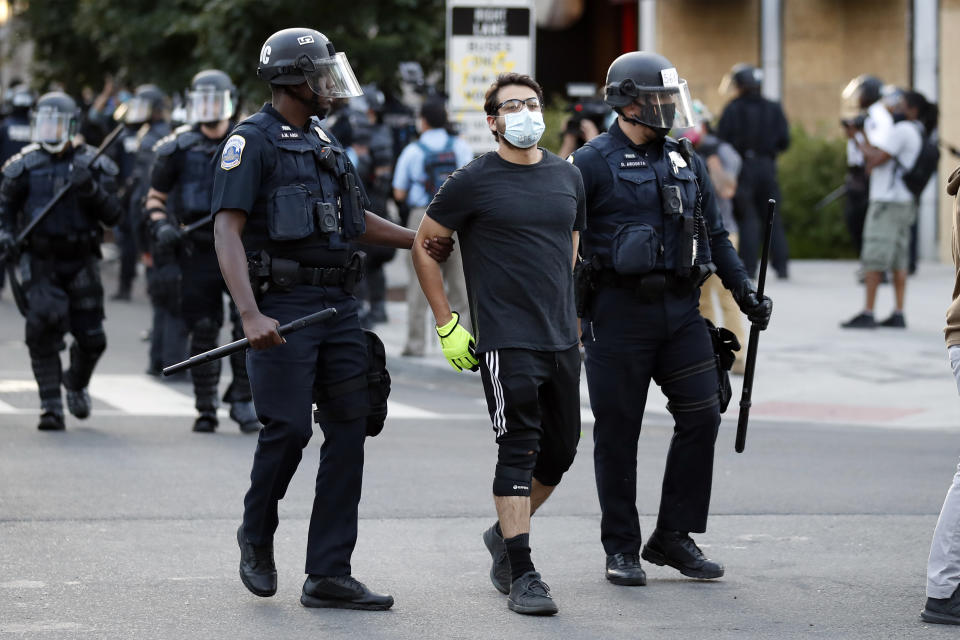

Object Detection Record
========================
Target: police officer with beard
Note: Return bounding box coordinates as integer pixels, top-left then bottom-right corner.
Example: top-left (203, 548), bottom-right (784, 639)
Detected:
top-left (717, 63), bottom-right (790, 279)
top-left (0, 92), bottom-right (123, 430)
top-left (145, 69), bottom-right (259, 433)
top-left (570, 52), bottom-right (772, 586)
top-left (212, 28), bottom-right (452, 608)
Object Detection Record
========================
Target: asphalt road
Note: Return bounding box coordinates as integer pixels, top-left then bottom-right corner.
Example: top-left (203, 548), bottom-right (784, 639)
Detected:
top-left (0, 260), bottom-right (958, 639)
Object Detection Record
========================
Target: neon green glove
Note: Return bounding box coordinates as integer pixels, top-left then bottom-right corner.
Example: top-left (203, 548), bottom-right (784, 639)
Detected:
top-left (436, 311), bottom-right (479, 372)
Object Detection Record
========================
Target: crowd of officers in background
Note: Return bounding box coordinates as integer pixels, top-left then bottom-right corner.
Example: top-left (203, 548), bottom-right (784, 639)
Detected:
top-left (0, 63), bottom-right (939, 431)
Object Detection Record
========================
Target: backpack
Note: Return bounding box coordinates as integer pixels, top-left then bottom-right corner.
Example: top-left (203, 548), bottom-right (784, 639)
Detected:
top-left (901, 125), bottom-right (940, 198)
top-left (417, 137), bottom-right (458, 199)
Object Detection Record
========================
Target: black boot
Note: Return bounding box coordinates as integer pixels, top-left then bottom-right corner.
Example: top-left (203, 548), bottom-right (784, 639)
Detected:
top-left (237, 526), bottom-right (276, 597)
top-left (606, 553), bottom-right (647, 586)
top-left (65, 387), bottom-right (91, 420)
top-left (300, 575), bottom-right (394, 610)
top-left (641, 529), bottom-right (724, 579)
top-left (193, 411), bottom-right (218, 433)
top-left (37, 411), bottom-right (65, 431)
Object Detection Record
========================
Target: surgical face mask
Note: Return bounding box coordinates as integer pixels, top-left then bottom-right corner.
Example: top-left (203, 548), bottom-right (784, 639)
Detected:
top-left (501, 110), bottom-right (545, 148)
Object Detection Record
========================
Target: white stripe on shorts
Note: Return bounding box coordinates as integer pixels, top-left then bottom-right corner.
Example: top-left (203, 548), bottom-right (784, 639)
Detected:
top-left (486, 350), bottom-right (506, 436)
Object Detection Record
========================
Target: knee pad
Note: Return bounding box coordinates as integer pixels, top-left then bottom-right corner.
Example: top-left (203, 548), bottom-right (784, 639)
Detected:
top-left (493, 464), bottom-right (533, 497)
top-left (493, 439), bottom-right (538, 496)
top-left (74, 327), bottom-right (107, 357)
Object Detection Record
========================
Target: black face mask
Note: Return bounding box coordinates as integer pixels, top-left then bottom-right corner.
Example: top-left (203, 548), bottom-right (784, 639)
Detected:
top-left (286, 85), bottom-right (330, 119)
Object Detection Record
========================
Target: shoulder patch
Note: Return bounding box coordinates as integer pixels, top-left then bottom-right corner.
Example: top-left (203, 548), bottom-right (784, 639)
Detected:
top-left (153, 132), bottom-right (178, 155)
top-left (220, 134), bottom-right (245, 171)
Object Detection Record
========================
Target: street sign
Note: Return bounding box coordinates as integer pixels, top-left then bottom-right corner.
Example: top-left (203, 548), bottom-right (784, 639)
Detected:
top-left (446, 0), bottom-right (536, 154)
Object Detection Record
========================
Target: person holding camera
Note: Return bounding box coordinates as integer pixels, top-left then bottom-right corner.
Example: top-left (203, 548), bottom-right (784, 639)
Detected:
top-left (570, 52), bottom-right (771, 587)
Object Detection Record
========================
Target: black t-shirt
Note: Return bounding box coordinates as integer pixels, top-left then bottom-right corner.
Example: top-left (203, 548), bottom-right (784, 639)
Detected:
top-left (426, 149), bottom-right (585, 353)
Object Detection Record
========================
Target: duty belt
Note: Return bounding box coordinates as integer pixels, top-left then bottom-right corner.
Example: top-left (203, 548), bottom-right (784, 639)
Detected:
top-left (595, 269), bottom-right (696, 299)
top-left (27, 232), bottom-right (99, 259)
top-left (296, 265), bottom-right (354, 287)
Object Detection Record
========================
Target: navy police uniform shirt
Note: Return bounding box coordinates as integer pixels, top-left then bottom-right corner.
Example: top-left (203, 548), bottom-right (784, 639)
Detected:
top-left (211, 103), bottom-right (369, 267)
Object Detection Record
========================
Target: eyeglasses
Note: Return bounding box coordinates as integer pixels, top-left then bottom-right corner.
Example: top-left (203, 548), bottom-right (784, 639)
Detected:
top-left (494, 97), bottom-right (542, 115)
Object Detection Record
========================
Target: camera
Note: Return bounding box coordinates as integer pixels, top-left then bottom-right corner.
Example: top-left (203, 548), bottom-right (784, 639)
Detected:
top-left (564, 82), bottom-right (612, 136)
top-left (661, 185), bottom-right (683, 218)
top-left (315, 202), bottom-right (339, 233)
top-left (840, 114), bottom-right (866, 129)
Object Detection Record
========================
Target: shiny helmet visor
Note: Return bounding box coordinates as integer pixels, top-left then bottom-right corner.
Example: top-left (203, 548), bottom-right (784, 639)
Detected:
top-left (186, 86), bottom-right (234, 124)
top-left (629, 81), bottom-right (696, 130)
top-left (124, 96), bottom-right (153, 124)
top-left (30, 107), bottom-right (75, 147)
top-left (303, 52), bottom-right (363, 98)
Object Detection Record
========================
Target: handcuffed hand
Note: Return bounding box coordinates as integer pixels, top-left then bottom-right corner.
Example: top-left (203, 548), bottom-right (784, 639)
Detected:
top-left (732, 279), bottom-right (773, 330)
top-left (436, 311), bottom-right (479, 372)
top-left (423, 236), bottom-right (454, 263)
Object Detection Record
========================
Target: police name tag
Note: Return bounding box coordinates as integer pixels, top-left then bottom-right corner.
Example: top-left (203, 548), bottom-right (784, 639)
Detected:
top-left (279, 131), bottom-right (301, 139)
top-left (220, 134), bottom-right (245, 170)
top-left (620, 159), bottom-right (647, 169)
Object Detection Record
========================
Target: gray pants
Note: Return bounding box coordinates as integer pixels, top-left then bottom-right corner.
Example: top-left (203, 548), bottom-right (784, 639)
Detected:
top-left (926, 345), bottom-right (960, 598)
top-left (405, 206), bottom-right (469, 355)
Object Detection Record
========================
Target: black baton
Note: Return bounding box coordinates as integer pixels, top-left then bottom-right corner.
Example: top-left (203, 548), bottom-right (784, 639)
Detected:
top-left (162, 308), bottom-right (337, 377)
top-left (735, 198), bottom-right (775, 453)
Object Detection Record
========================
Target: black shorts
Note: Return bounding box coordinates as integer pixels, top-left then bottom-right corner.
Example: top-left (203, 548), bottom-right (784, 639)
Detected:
top-left (478, 346), bottom-right (582, 486)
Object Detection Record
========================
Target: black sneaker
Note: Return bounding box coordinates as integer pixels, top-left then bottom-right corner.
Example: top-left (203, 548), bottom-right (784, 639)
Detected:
top-left (300, 575), bottom-right (394, 610)
top-left (482, 524), bottom-right (511, 595)
top-left (229, 401), bottom-right (261, 434)
top-left (922, 585), bottom-right (960, 625)
top-left (37, 411), bottom-right (65, 431)
top-left (237, 525), bottom-right (276, 597)
top-left (641, 529), bottom-right (724, 579)
top-left (606, 553), bottom-right (646, 586)
top-left (841, 312), bottom-right (877, 329)
top-left (507, 571), bottom-right (558, 616)
top-left (879, 312), bottom-right (906, 328)
top-left (65, 387), bottom-right (91, 420)
top-left (193, 412), bottom-right (218, 433)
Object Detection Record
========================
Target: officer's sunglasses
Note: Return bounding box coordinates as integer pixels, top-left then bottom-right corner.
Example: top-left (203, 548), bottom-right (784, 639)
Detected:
top-left (494, 97), bottom-right (542, 115)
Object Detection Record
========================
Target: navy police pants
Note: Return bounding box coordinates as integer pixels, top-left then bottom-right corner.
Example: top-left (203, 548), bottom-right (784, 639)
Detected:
top-left (241, 285), bottom-right (368, 577)
top-left (584, 286), bottom-right (721, 556)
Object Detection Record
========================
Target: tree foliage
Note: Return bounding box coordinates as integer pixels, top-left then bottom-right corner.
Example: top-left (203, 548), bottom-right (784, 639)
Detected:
top-left (11, 0), bottom-right (445, 106)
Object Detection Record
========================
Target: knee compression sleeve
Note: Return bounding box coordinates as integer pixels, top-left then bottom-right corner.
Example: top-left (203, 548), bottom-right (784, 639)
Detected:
top-left (493, 440), bottom-right (539, 497)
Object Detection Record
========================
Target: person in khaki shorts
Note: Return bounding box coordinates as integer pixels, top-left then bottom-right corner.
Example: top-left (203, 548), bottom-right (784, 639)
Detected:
top-left (920, 166), bottom-right (960, 624)
top-left (392, 98), bottom-right (471, 356)
top-left (841, 107), bottom-right (922, 329)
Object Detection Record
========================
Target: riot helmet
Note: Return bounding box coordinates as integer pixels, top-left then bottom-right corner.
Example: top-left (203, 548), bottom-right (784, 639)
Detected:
top-left (719, 63), bottom-right (763, 95)
top-left (125, 84), bottom-right (169, 125)
top-left (6, 84), bottom-right (36, 114)
top-left (841, 75), bottom-right (883, 111)
top-left (31, 91), bottom-right (79, 154)
top-left (603, 51), bottom-right (696, 131)
top-left (256, 28), bottom-right (362, 98)
top-left (186, 69), bottom-right (237, 125)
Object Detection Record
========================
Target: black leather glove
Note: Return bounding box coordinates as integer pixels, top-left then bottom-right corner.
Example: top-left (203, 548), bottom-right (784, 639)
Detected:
top-left (152, 219), bottom-right (181, 250)
top-left (732, 279), bottom-right (773, 330)
top-left (70, 160), bottom-right (95, 196)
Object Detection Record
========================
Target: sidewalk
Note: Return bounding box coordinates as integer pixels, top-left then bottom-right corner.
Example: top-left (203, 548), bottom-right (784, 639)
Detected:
top-left (380, 257), bottom-right (959, 430)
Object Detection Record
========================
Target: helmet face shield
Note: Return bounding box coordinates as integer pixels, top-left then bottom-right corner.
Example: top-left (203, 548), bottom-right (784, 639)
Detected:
top-left (124, 96), bottom-right (153, 124)
top-left (31, 107), bottom-right (75, 149)
top-left (303, 52), bottom-right (363, 98)
top-left (631, 81), bottom-right (696, 130)
top-left (186, 86), bottom-right (234, 124)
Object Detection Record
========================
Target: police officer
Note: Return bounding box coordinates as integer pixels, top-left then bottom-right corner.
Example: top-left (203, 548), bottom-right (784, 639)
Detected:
top-left (570, 52), bottom-right (772, 585)
top-left (145, 69), bottom-right (258, 432)
top-left (111, 83), bottom-right (171, 300)
top-left (0, 92), bottom-right (123, 430)
top-left (717, 63), bottom-right (791, 279)
top-left (212, 27), bottom-right (452, 608)
top-left (0, 85), bottom-right (36, 166)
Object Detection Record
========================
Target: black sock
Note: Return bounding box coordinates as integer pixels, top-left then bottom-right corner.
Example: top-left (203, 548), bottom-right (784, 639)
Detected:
top-left (494, 521), bottom-right (502, 537)
top-left (504, 533), bottom-right (535, 582)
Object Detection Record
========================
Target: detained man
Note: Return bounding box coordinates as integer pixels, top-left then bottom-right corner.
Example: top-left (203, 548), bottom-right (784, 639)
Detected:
top-left (411, 73), bottom-right (586, 616)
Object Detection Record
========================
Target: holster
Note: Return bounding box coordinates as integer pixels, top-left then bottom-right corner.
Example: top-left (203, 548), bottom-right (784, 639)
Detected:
top-left (704, 318), bottom-right (741, 413)
top-left (312, 329), bottom-right (390, 437)
top-left (573, 258), bottom-right (597, 317)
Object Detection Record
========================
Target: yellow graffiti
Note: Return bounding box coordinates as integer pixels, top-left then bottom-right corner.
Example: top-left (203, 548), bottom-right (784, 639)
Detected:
top-left (449, 50), bottom-right (517, 110)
